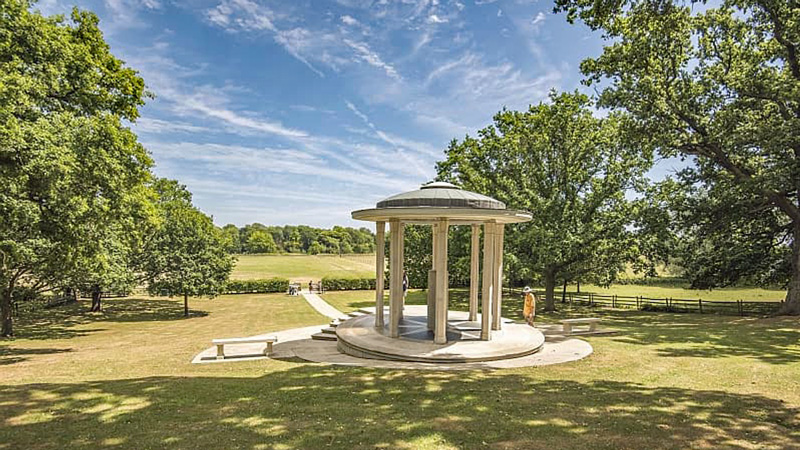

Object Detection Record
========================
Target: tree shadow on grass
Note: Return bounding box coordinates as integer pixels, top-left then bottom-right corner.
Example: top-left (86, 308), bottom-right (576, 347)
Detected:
top-left (0, 346), bottom-right (72, 365)
top-left (10, 298), bottom-right (208, 341)
top-left (331, 289), bottom-right (799, 365)
top-left (600, 310), bottom-right (800, 365)
top-left (500, 299), bottom-right (800, 366)
top-left (0, 365), bottom-right (797, 450)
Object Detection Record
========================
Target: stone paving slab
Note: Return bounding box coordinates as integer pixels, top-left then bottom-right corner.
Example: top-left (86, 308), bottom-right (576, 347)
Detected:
top-left (290, 336), bottom-right (592, 370)
top-left (192, 324), bottom-right (593, 369)
top-left (300, 291), bottom-right (343, 320)
top-left (337, 307), bottom-right (546, 363)
top-left (191, 325), bottom-right (323, 363)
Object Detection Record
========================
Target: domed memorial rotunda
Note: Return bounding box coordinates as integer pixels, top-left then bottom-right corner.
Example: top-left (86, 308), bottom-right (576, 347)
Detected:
top-left (341, 182), bottom-right (544, 363)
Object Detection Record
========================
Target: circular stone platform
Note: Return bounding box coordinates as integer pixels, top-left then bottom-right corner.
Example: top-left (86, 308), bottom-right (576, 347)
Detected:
top-left (336, 305), bottom-right (545, 363)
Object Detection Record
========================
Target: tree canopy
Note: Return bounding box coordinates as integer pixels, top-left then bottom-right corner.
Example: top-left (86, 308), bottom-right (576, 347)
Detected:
top-left (223, 224), bottom-right (375, 255)
top-left (436, 91), bottom-right (653, 310)
top-left (0, 1), bottom-right (233, 334)
top-left (555, 0), bottom-right (800, 314)
top-left (142, 180), bottom-right (234, 317)
top-left (0, 1), bottom-right (152, 335)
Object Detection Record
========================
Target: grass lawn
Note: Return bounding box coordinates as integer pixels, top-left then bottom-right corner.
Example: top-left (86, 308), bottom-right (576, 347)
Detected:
top-left (566, 284), bottom-right (786, 302)
top-left (1, 292), bottom-right (799, 449)
top-left (231, 254), bottom-right (375, 282)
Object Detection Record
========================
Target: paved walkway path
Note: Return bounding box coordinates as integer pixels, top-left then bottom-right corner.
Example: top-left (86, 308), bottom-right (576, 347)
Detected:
top-left (300, 290), bottom-right (343, 320)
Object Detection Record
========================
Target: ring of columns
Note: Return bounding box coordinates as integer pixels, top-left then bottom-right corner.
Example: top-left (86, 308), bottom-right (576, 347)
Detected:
top-left (346, 182), bottom-right (543, 363)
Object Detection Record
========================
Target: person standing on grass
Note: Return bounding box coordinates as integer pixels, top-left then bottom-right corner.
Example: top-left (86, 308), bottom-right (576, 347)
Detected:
top-left (523, 287), bottom-right (536, 327)
top-left (309, 280), bottom-right (313, 293)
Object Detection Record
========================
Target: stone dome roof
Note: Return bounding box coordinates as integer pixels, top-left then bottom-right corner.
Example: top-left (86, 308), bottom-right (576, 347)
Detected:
top-left (376, 182), bottom-right (506, 210)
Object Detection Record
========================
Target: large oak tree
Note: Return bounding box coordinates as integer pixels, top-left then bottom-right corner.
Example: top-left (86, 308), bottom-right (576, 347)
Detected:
top-left (555, 0), bottom-right (800, 314)
top-left (0, 1), bottom-right (150, 335)
top-left (437, 91), bottom-right (652, 311)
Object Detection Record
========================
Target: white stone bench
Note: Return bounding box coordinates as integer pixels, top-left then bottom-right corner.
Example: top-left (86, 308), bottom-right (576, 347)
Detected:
top-left (561, 318), bottom-right (601, 334)
top-left (212, 336), bottom-right (277, 360)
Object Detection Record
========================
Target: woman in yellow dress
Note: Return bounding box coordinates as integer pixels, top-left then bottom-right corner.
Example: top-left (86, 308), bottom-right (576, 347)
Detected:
top-left (523, 287), bottom-right (536, 326)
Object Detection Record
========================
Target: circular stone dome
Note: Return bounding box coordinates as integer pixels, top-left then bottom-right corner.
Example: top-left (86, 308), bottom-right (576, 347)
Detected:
top-left (376, 182), bottom-right (506, 210)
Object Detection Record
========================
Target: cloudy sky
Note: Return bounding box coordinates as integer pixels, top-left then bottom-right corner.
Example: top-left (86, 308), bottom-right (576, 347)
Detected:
top-left (35, 0), bottom-right (667, 227)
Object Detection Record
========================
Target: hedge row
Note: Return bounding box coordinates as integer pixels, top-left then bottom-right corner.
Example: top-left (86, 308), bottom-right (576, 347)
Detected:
top-left (614, 277), bottom-right (689, 287)
top-left (224, 278), bottom-right (290, 294)
top-left (321, 277), bottom-right (376, 291)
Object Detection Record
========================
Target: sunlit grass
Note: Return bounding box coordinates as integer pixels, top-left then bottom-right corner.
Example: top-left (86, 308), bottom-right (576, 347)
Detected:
top-left (0, 291), bottom-right (798, 449)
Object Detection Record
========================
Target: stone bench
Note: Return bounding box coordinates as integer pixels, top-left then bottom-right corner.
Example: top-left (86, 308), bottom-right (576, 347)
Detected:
top-left (561, 318), bottom-right (601, 334)
top-left (212, 336), bottom-right (277, 360)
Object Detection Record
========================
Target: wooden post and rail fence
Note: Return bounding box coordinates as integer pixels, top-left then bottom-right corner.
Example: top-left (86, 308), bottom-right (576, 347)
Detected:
top-left (503, 287), bottom-right (783, 317)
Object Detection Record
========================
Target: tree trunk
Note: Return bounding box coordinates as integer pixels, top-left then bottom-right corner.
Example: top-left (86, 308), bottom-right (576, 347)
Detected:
top-left (1, 287), bottom-right (13, 337)
top-left (561, 279), bottom-right (568, 303)
top-left (544, 269), bottom-right (556, 312)
top-left (780, 222), bottom-right (800, 315)
top-left (90, 287), bottom-right (102, 312)
top-left (183, 292), bottom-right (189, 317)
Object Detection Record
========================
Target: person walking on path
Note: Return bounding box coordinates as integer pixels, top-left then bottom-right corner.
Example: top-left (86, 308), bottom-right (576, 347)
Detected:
top-left (523, 287), bottom-right (536, 327)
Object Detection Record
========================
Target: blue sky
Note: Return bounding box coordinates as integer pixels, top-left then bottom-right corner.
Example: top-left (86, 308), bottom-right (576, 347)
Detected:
top-left (35, 0), bottom-right (682, 227)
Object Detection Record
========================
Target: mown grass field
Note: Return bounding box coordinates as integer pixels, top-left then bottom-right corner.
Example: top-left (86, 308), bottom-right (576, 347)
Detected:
top-left (231, 253), bottom-right (375, 282)
top-left (1, 292), bottom-right (799, 449)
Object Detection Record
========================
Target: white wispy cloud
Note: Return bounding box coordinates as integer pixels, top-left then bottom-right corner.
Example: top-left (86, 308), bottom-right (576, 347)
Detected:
top-left (427, 14), bottom-right (448, 24)
top-left (147, 141), bottom-right (414, 191)
top-left (206, 0), bottom-right (275, 32)
top-left (340, 15), bottom-right (359, 26)
top-left (343, 38), bottom-right (402, 80)
top-left (181, 97), bottom-right (308, 138)
top-left (531, 11), bottom-right (546, 28)
top-left (205, 1), bottom-right (400, 81)
top-left (133, 117), bottom-right (212, 134)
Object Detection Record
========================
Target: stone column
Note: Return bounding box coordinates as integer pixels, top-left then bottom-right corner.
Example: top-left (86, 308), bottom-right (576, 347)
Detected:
top-left (374, 221), bottom-right (386, 328)
top-left (434, 219), bottom-right (449, 344)
top-left (481, 222), bottom-right (495, 340)
top-left (469, 223), bottom-right (480, 322)
top-left (389, 219), bottom-right (404, 338)
top-left (427, 223), bottom-right (438, 330)
top-left (492, 223), bottom-right (505, 331)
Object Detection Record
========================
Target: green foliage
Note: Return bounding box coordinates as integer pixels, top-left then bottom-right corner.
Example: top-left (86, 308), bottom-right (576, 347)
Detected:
top-left (0, 1), bottom-right (152, 335)
top-left (321, 277), bottom-right (376, 291)
top-left (554, 0), bottom-right (800, 313)
top-left (223, 223), bottom-right (375, 255)
top-left (245, 229), bottom-right (278, 254)
top-left (401, 225), bottom-right (474, 289)
top-left (436, 91), bottom-right (653, 310)
top-left (223, 278), bottom-right (290, 294)
top-left (142, 180), bottom-right (234, 315)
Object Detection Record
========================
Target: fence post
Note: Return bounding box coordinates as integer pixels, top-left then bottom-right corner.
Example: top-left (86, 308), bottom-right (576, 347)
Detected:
top-left (738, 300), bottom-right (743, 316)
top-left (590, 293), bottom-right (593, 306)
top-left (636, 296), bottom-right (640, 309)
top-left (699, 298), bottom-right (703, 314)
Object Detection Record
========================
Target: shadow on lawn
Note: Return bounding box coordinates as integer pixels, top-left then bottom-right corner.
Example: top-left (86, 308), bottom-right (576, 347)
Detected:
top-left (360, 289), bottom-right (800, 365)
top-left (11, 298), bottom-right (208, 341)
top-left (603, 311), bottom-right (800, 365)
top-left (0, 366), bottom-right (797, 450)
top-left (0, 346), bottom-right (72, 365)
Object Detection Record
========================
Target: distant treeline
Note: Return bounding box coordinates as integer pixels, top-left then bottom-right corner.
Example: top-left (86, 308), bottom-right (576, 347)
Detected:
top-left (219, 224), bottom-right (376, 255)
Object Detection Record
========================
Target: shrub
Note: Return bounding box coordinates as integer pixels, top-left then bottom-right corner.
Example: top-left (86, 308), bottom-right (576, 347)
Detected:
top-left (224, 278), bottom-right (290, 294)
top-left (321, 277), bottom-right (376, 291)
